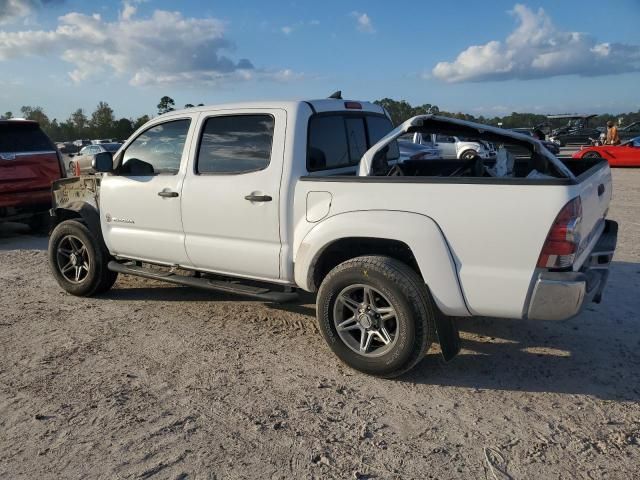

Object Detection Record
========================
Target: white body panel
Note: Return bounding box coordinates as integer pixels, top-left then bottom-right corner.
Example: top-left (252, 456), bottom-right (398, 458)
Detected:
top-left (180, 108), bottom-right (287, 280)
top-left (100, 112), bottom-right (199, 265)
top-left (96, 103), bottom-right (611, 321)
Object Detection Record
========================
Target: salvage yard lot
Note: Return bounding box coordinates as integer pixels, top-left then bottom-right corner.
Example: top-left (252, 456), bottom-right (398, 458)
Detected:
top-left (1, 170), bottom-right (639, 479)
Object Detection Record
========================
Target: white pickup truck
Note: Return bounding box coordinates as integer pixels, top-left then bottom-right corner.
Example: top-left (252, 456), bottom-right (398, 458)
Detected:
top-left (48, 97), bottom-right (618, 378)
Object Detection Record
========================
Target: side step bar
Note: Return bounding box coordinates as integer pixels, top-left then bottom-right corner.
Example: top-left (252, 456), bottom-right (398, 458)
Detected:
top-left (107, 261), bottom-right (299, 303)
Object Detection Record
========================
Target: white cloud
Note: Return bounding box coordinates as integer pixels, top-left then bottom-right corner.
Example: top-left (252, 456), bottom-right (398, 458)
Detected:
top-left (281, 25), bottom-right (293, 35)
top-left (350, 11), bottom-right (374, 34)
top-left (432, 4), bottom-right (640, 83)
top-left (0, 0), bottom-right (61, 24)
top-left (0, 5), bottom-right (301, 86)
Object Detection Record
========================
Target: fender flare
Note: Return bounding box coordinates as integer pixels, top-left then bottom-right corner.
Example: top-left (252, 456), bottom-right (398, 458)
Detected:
top-left (53, 201), bottom-right (106, 249)
top-left (294, 210), bottom-right (470, 317)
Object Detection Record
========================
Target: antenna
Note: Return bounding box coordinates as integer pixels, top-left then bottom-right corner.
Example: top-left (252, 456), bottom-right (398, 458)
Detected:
top-left (328, 90), bottom-right (342, 99)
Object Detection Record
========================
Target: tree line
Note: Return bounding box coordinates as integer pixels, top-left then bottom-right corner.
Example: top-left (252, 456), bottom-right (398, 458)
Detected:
top-left (375, 98), bottom-right (640, 130)
top-left (2, 96), bottom-right (639, 142)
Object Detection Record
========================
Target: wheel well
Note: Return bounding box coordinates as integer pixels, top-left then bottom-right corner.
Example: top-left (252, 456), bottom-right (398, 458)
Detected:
top-left (53, 208), bottom-right (82, 225)
top-left (311, 237), bottom-right (421, 290)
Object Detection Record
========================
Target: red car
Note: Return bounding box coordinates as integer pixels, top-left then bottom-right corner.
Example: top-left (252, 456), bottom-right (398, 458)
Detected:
top-left (572, 136), bottom-right (640, 167)
top-left (0, 119), bottom-right (66, 230)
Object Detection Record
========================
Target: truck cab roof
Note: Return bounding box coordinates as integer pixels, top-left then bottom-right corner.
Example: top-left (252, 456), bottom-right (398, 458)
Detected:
top-left (163, 99), bottom-right (386, 117)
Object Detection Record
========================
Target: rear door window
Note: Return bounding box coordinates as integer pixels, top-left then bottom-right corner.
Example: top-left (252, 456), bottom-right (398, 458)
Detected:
top-left (0, 122), bottom-right (54, 153)
top-left (196, 114), bottom-right (274, 174)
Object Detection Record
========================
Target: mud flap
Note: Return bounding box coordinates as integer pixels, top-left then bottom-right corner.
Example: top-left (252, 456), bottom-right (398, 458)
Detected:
top-left (435, 314), bottom-right (461, 361)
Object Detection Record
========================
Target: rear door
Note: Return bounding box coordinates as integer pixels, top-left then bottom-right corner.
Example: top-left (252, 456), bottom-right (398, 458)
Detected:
top-left (0, 121), bottom-right (62, 204)
top-left (181, 110), bottom-right (286, 280)
top-left (100, 116), bottom-right (197, 265)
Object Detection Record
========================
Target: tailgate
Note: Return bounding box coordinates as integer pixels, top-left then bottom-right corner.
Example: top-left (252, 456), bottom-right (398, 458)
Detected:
top-left (572, 161), bottom-right (612, 269)
top-left (0, 151), bottom-right (61, 195)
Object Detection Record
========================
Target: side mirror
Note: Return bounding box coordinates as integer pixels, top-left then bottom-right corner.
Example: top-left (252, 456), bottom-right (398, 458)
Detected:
top-left (68, 153), bottom-right (75, 157)
top-left (93, 151), bottom-right (113, 172)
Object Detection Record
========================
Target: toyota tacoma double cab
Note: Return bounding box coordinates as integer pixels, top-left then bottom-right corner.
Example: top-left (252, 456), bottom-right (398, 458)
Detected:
top-left (47, 97), bottom-right (618, 377)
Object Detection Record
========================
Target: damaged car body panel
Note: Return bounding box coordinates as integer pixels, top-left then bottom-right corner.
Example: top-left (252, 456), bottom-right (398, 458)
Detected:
top-left (50, 175), bottom-right (102, 236)
top-left (358, 114), bottom-right (575, 179)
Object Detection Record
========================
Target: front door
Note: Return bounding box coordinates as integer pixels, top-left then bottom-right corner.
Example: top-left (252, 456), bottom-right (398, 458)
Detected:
top-left (100, 116), bottom-right (196, 265)
top-left (181, 110), bottom-right (285, 281)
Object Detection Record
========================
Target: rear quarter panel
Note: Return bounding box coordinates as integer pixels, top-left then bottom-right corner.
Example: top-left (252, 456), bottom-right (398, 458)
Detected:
top-left (293, 179), bottom-right (574, 319)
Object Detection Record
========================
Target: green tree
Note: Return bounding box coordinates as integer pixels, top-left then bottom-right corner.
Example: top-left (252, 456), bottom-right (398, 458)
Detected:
top-left (133, 114), bottom-right (150, 131)
top-left (20, 106), bottom-right (50, 128)
top-left (70, 108), bottom-right (89, 131)
top-left (2, 111), bottom-right (12, 119)
top-left (157, 96), bottom-right (175, 115)
top-left (90, 101), bottom-right (115, 138)
top-left (112, 118), bottom-right (134, 141)
top-left (184, 103), bottom-right (195, 108)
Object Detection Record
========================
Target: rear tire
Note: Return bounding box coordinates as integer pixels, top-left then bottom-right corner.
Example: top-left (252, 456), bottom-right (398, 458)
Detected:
top-left (316, 255), bottom-right (436, 378)
top-left (48, 219), bottom-right (117, 296)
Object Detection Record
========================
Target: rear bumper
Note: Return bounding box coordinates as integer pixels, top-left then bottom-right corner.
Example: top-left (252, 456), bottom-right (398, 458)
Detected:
top-left (527, 220), bottom-right (618, 321)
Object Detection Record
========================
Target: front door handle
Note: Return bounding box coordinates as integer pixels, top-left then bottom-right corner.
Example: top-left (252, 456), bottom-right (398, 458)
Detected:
top-left (158, 190), bottom-right (179, 198)
top-left (244, 194), bottom-right (272, 202)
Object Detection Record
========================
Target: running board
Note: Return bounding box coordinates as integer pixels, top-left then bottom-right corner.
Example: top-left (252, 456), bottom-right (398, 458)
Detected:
top-left (107, 261), bottom-right (298, 303)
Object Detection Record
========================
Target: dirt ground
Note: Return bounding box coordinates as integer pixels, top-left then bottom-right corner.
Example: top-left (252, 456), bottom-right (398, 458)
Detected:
top-left (1, 169), bottom-right (639, 479)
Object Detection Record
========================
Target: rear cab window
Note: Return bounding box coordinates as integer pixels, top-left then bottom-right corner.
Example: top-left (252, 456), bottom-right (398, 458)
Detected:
top-left (0, 122), bottom-right (54, 153)
top-left (307, 113), bottom-right (399, 173)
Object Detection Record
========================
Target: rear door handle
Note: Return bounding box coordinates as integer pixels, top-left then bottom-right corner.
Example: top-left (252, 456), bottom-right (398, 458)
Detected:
top-left (244, 194), bottom-right (272, 202)
top-left (598, 184), bottom-right (605, 197)
top-left (158, 190), bottom-right (179, 198)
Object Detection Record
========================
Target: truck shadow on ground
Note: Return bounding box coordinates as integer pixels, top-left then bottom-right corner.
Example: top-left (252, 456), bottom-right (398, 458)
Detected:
top-left (101, 262), bottom-right (639, 401)
top-left (0, 222), bottom-right (48, 251)
top-left (405, 261), bottom-right (640, 401)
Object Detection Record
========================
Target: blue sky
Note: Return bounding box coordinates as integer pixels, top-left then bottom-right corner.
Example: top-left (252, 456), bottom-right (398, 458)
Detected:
top-left (0, 0), bottom-right (639, 120)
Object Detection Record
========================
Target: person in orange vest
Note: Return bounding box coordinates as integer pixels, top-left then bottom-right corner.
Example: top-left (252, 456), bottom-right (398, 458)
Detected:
top-left (605, 120), bottom-right (621, 145)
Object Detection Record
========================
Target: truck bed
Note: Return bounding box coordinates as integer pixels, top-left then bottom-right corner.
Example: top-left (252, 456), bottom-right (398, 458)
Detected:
top-left (295, 158), bottom-right (611, 319)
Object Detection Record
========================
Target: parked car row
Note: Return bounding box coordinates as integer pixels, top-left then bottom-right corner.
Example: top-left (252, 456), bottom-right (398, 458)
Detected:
top-left (509, 128), bottom-right (561, 155)
top-left (69, 142), bottom-right (123, 174)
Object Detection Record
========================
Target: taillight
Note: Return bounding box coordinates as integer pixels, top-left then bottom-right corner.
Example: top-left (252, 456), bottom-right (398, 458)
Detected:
top-left (74, 160), bottom-right (81, 177)
top-left (537, 197), bottom-right (582, 269)
top-left (344, 101), bottom-right (362, 109)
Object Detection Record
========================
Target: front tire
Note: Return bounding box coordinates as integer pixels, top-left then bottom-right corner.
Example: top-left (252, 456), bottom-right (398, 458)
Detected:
top-left (460, 150), bottom-right (476, 160)
top-left (316, 256), bottom-right (436, 378)
top-left (48, 219), bottom-right (117, 296)
top-left (583, 151), bottom-right (601, 159)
